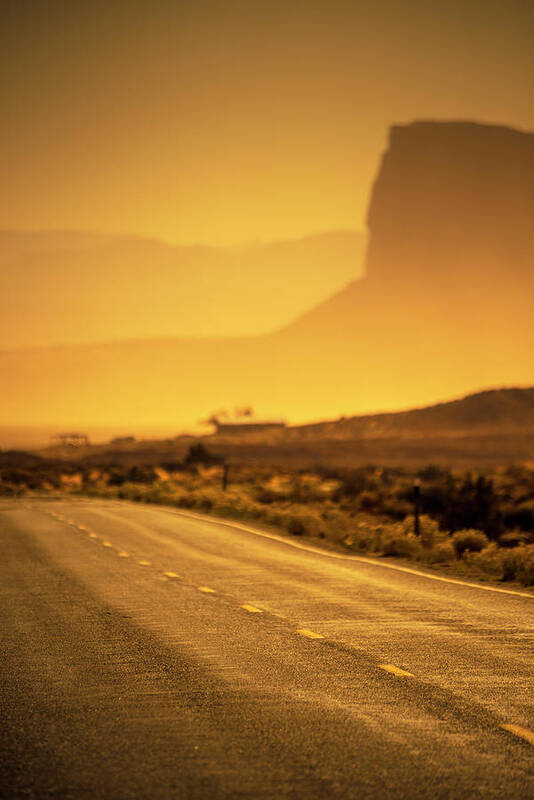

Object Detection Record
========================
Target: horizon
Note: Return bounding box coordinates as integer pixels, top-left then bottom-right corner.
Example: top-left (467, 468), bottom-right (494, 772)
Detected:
top-left (1, 2), bottom-right (533, 434)
top-left (3, 384), bottom-right (534, 451)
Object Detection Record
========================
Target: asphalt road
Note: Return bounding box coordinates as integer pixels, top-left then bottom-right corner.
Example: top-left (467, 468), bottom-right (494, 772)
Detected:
top-left (1, 497), bottom-right (534, 799)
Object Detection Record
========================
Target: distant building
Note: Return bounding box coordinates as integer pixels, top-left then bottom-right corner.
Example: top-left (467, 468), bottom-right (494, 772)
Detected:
top-left (213, 420), bottom-right (286, 435)
top-left (51, 432), bottom-right (90, 447)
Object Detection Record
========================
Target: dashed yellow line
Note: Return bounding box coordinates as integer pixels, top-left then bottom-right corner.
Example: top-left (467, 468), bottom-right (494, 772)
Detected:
top-left (501, 724), bottom-right (534, 746)
top-left (379, 664), bottom-right (414, 677)
top-left (197, 586), bottom-right (216, 593)
top-left (164, 571), bottom-right (180, 579)
top-left (117, 551), bottom-right (130, 558)
top-left (297, 628), bottom-right (324, 640)
top-left (241, 604), bottom-right (262, 613)
top-left (77, 524), bottom-right (88, 531)
top-left (138, 560), bottom-right (151, 566)
top-left (88, 532), bottom-right (98, 539)
top-left (102, 541), bottom-right (113, 548)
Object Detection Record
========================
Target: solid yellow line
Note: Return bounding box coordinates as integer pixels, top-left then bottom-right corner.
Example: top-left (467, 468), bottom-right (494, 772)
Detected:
top-left (379, 664), bottom-right (414, 677)
top-left (241, 604), bottom-right (262, 613)
top-left (164, 571), bottom-right (180, 579)
top-left (297, 628), bottom-right (324, 639)
top-left (501, 724), bottom-right (534, 746)
top-left (102, 541), bottom-right (113, 548)
top-left (138, 560), bottom-right (151, 566)
top-left (197, 586), bottom-right (216, 593)
top-left (117, 551), bottom-right (130, 558)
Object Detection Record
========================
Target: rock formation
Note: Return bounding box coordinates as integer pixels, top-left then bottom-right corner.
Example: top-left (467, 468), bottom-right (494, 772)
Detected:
top-left (1, 120), bottom-right (533, 429)
top-left (365, 121), bottom-right (534, 288)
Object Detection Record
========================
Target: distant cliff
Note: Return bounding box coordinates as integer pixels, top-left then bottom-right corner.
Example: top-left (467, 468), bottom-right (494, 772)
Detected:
top-left (1, 121), bottom-right (533, 430)
top-left (366, 121), bottom-right (534, 287)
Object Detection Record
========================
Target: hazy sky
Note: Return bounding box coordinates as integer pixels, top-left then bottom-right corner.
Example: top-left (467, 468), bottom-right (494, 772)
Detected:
top-left (2, 0), bottom-right (533, 245)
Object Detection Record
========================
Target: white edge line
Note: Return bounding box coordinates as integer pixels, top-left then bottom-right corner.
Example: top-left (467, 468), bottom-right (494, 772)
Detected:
top-left (47, 498), bottom-right (534, 601)
top-left (164, 508), bottom-right (534, 600)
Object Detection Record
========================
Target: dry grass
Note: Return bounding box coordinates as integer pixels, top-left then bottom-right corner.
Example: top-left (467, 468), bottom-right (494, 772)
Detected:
top-left (2, 453), bottom-right (534, 588)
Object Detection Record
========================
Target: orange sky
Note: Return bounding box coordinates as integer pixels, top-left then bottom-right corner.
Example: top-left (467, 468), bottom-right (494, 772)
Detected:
top-left (1, 0), bottom-right (533, 246)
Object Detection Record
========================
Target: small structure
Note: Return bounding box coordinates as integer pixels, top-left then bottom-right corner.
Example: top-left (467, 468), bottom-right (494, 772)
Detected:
top-left (213, 420), bottom-right (286, 435)
top-left (51, 432), bottom-right (90, 448)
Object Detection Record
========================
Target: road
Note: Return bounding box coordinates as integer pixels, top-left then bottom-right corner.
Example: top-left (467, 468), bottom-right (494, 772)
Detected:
top-left (1, 497), bottom-right (534, 799)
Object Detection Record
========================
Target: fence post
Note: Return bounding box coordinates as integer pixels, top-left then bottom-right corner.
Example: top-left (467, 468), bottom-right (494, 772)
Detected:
top-left (222, 462), bottom-right (229, 492)
top-left (413, 479), bottom-right (421, 536)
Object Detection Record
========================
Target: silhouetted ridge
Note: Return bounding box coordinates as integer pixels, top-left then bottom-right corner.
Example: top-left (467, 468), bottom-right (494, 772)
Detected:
top-left (291, 388), bottom-right (534, 440)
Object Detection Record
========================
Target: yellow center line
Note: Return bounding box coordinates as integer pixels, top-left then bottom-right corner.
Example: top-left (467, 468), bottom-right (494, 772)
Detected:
top-left (138, 560), bottom-right (152, 566)
top-left (501, 724), bottom-right (534, 746)
top-left (197, 586), bottom-right (216, 593)
top-left (379, 664), bottom-right (414, 677)
top-left (297, 628), bottom-right (324, 639)
top-left (117, 551), bottom-right (130, 558)
top-left (241, 604), bottom-right (263, 613)
top-left (88, 532), bottom-right (98, 538)
top-left (77, 524), bottom-right (88, 531)
top-left (67, 519), bottom-right (75, 525)
top-left (164, 571), bottom-right (180, 579)
top-left (102, 541), bottom-right (113, 548)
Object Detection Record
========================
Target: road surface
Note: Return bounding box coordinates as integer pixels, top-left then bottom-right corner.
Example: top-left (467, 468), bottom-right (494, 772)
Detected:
top-left (1, 497), bottom-right (534, 799)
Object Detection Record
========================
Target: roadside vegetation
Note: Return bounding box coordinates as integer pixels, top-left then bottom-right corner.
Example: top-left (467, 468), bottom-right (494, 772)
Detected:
top-left (1, 445), bottom-right (534, 587)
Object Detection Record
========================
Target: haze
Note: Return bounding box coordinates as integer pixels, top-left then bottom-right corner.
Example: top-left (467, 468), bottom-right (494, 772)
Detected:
top-left (1, 1), bottom-right (533, 438)
top-left (2, 0), bottom-right (533, 246)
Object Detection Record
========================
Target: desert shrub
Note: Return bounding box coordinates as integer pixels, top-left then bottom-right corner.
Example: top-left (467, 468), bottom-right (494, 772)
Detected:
top-left (254, 487), bottom-right (281, 504)
top-left (117, 483), bottom-right (144, 501)
top-left (427, 541), bottom-right (455, 563)
top-left (417, 465), bottom-right (448, 482)
top-left (502, 502), bottom-right (534, 532)
top-left (465, 543), bottom-right (506, 579)
top-left (264, 508), bottom-right (285, 527)
top-left (161, 460), bottom-right (186, 472)
top-left (1, 468), bottom-right (34, 488)
top-left (107, 468), bottom-right (126, 486)
top-left (194, 494), bottom-right (214, 512)
top-left (183, 443), bottom-right (223, 467)
top-left (127, 465), bottom-right (157, 484)
top-left (444, 475), bottom-right (502, 540)
top-left (331, 471), bottom-right (366, 501)
top-left (286, 515), bottom-right (306, 536)
top-left (357, 490), bottom-right (383, 512)
top-left (499, 530), bottom-right (531, 548)
top-left (500, 547), bottom-right (525, 581)
top-left (381, 497), bottom-right (412, 520)
top-left (466, 543), bottom-right (534, 585)
top-left (0, 481), bottom-right (24, 496)
top-left (380, 525), bottom-right (421, 558)
top-left (173, 493), bottom-right (196, 509)
top-left (397, 514), bottom-right (442, 548)
top-left (516, 552), bottom-right (534, 585)
top-left (451, 529), bottom-right (489, 558)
